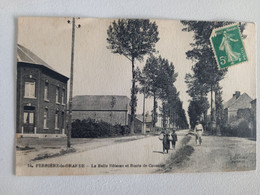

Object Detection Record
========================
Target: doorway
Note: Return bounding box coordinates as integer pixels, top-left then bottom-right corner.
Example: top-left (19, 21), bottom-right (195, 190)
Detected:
top-left (23, 106), bottom-right (35, 133)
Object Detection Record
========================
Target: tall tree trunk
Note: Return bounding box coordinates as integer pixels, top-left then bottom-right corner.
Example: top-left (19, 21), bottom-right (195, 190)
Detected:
top-left (162, 102), bottom-right (167, 128)
top-left (152, 92), bottom-right (156, 129)
top-left (210, 84), bottom-right (215, 135)
top-left (210, 84), bottom-right (213, 122)
top-left (215, 89), bottom-right (221, 135)
top-left (142, 89), bottom-right (146, 134)
top-left (130, 57), bottom-right (135, 134)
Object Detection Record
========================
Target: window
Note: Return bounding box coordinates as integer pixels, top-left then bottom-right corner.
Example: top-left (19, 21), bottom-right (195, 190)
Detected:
top-left (44, 82), bottom-right (49, 100)
top-left (24, 82), bottom-right (35, 98)
top-left (56, 87), bottom-right (60, 103)
top-left (55, 111), bottom-right (59, 129)
top-left (43, 108), bottom-right (48, 129)
top-left (61, 89), bottom-right (65, 105)
top-left (61, 112), bottom-right (65, 129)
top-left (23, 112), bottom-right (34, 124)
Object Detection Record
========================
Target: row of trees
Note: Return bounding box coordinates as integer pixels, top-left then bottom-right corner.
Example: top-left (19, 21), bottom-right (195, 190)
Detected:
top-left (137, 55), bottom-right (188, 130)
top-left (182, 21), bottom-right (246, 131)
top-left (107, 19), bottom-right (188, 133)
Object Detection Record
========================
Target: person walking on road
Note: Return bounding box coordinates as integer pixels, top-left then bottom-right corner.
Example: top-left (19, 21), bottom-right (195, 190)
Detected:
top-left (171, 129), bottom-right (178, 149)
top-left (194, 121), bottom-right (204, 145)
top-left (159, 130), bottom-right (170, 154)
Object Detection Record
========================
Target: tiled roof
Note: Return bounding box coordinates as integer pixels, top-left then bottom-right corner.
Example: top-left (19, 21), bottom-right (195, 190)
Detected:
top-left (17, 44), bottom-right (68, 79)
top-left (223, 96), bottom-right (237, 109)
top-left (135, 114), bottom-right (153, 123)
top-left (72, 95), bottom-right (130, 111)
top-left (224, 93), bottom-right (252, 110)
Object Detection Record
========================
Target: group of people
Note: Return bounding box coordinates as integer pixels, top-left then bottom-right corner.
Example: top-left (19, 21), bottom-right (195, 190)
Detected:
top-left (159, 121), bottom-right (204, 154)
top-left (159, 129), bottom-right (178, 154)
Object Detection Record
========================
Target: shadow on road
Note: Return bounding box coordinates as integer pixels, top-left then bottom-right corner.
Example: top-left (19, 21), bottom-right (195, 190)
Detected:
top-left (153, 151), bottom-right (164, 154)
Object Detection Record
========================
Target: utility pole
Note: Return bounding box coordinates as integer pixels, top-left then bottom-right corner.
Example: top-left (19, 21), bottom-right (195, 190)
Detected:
top-left (67, 17), bottom-right (80, 148)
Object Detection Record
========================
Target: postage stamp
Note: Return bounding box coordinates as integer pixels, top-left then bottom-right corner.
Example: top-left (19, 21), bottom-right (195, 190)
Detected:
top-left (210, 24), bottom-right (248, 69)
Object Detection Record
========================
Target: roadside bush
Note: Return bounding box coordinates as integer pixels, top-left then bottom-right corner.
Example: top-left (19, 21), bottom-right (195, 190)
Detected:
top-left (71, 118), bottom-right (130, 138)
top-left (221, 119), bottom-right (252, 137)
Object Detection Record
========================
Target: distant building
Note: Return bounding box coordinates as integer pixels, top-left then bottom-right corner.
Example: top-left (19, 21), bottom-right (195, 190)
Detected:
top-left (250, 99), bottom-right (256, 138)
top-left (72, 95), bottom-right (130, 125)
top-left (134, 114), bottom-right (153, 133)
top-left (251, 99), bottom-right (256, 115)
top-left (223, 91), bottom-right (253, 123)
top-left (16, 44), bottom-right (69, 137)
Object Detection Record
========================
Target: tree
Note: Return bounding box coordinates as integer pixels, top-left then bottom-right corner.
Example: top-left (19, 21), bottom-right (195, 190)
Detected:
top-left (182, 21), bottom-right (246, 131)
top-left (110, 96), bottom-right (116, 123)
top-left (174, 99), bottom-right (189, 129)
top-left (160, 101), bottom-right (168, 128)
top-left (185, 68), bottom-right (210, 124)
top-left (215, 85), bottom-right (225, 132)
top-left (138, 55), bottom-right (177, 130)
top-left (188, 100), bottom-right (204, 129)
top-left (107, 19), bottom-right (159, 134)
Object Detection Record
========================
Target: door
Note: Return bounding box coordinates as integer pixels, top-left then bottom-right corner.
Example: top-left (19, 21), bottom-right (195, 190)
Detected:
top-left (23, 106), bottom-right (35, 133)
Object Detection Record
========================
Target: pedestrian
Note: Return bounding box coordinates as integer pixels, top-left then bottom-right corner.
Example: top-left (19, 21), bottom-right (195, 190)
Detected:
top-left (159, 130), bottom-right (170, 154)
top-left (194, 121), bottom-right (204, 145)
top-left (171, 129), bottom-right (178, 149)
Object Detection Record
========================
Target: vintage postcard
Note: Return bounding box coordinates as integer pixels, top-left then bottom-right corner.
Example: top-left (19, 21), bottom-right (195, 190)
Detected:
top-left (16, 17), bottom-right (256, 176)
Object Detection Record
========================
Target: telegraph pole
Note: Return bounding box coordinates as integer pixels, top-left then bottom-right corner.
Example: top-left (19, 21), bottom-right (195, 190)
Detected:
top-left (67, 17), bottom-right (80, 148)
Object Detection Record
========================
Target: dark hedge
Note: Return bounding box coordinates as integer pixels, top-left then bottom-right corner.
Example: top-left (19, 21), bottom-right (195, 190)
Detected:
top-left (71, 119), bottom-right (130, 138)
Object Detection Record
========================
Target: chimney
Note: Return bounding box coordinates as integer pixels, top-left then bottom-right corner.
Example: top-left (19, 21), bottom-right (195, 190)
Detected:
top-left (233, 91), bottom-right (240, 99)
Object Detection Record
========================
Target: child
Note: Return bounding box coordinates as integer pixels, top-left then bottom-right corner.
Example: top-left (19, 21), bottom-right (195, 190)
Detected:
top-left (171, 129), bottom-right (178, 149)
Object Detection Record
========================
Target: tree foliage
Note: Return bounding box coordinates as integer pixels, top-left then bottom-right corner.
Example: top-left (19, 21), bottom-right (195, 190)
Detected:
top-left (138, 55), bottom-right (188, 129)
top-left (182, 21), bottom-right (246, 130)
top-left (107, 19), bottom-right (159, 133)
top-left (138, 55), bottom-right (178, 128)
top-left (107, 19), bottom-right (159, 61)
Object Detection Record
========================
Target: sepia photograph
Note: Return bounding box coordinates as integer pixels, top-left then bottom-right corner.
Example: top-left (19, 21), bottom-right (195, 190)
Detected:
top-left (16, 17), bottom-right (256, 176)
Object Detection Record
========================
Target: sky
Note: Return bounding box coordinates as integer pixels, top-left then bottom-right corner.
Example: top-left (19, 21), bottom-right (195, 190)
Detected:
top-left (17, 17), bottom-right (256, 125)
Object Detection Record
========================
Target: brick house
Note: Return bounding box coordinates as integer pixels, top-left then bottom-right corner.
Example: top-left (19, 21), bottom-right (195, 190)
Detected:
top-left (16, 44), bottom-right (69, 137)
top-left (223, 91), bottom-right (253, 123)
top-left (72, 95), bottom-right (130, 125)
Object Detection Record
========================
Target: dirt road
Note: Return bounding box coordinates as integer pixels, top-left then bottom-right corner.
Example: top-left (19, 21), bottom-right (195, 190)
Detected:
top-left (167, 134), bottom-right (256, 173)
top-left (16, 130), bottom-right (256, 175)
top-left (16, 132), bottom-right (185, 175)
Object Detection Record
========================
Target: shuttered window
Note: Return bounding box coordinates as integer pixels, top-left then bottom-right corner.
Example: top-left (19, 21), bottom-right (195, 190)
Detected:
top-left (24, 82), bottom-right (35, 98)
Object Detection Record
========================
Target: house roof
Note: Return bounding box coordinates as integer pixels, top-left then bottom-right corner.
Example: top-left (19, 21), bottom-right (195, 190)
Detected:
top-left (72, 95), bottom-right (130, 111)
top-left (224, 93), bottom-right (253, 110)
top-left (17, 44), bottom-right (68, 79)
top-left (135, 114), bottom-right (153, 123)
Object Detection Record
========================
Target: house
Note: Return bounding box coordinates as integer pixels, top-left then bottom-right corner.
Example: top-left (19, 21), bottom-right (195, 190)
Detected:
top-left (134, 114), bottom-right (153, 133)
top-left (223, 91), bottom-right (253, 123)
top-left (251, 99), bottom-right (256, 116)
top-left (250, 99), bottom-right (256, 138)
top-left (16, 44), bottom-right (69, 137)
top-left (72, 95), bottom-right (130, 125)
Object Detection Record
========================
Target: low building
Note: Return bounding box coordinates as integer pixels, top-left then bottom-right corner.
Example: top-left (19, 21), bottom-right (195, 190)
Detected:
top-left (223, 91), bottom-right (253, 123)
top-left (135, 114), bottom-right (153, 133)
top-left (72, 95), bottom-right (130, 125)
top-left (16, 44), bottom-right (69, 137)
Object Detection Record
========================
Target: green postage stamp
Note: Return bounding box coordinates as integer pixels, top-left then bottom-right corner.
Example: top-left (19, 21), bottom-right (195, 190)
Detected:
top-left (210, 24), bottom-right (248, 69)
